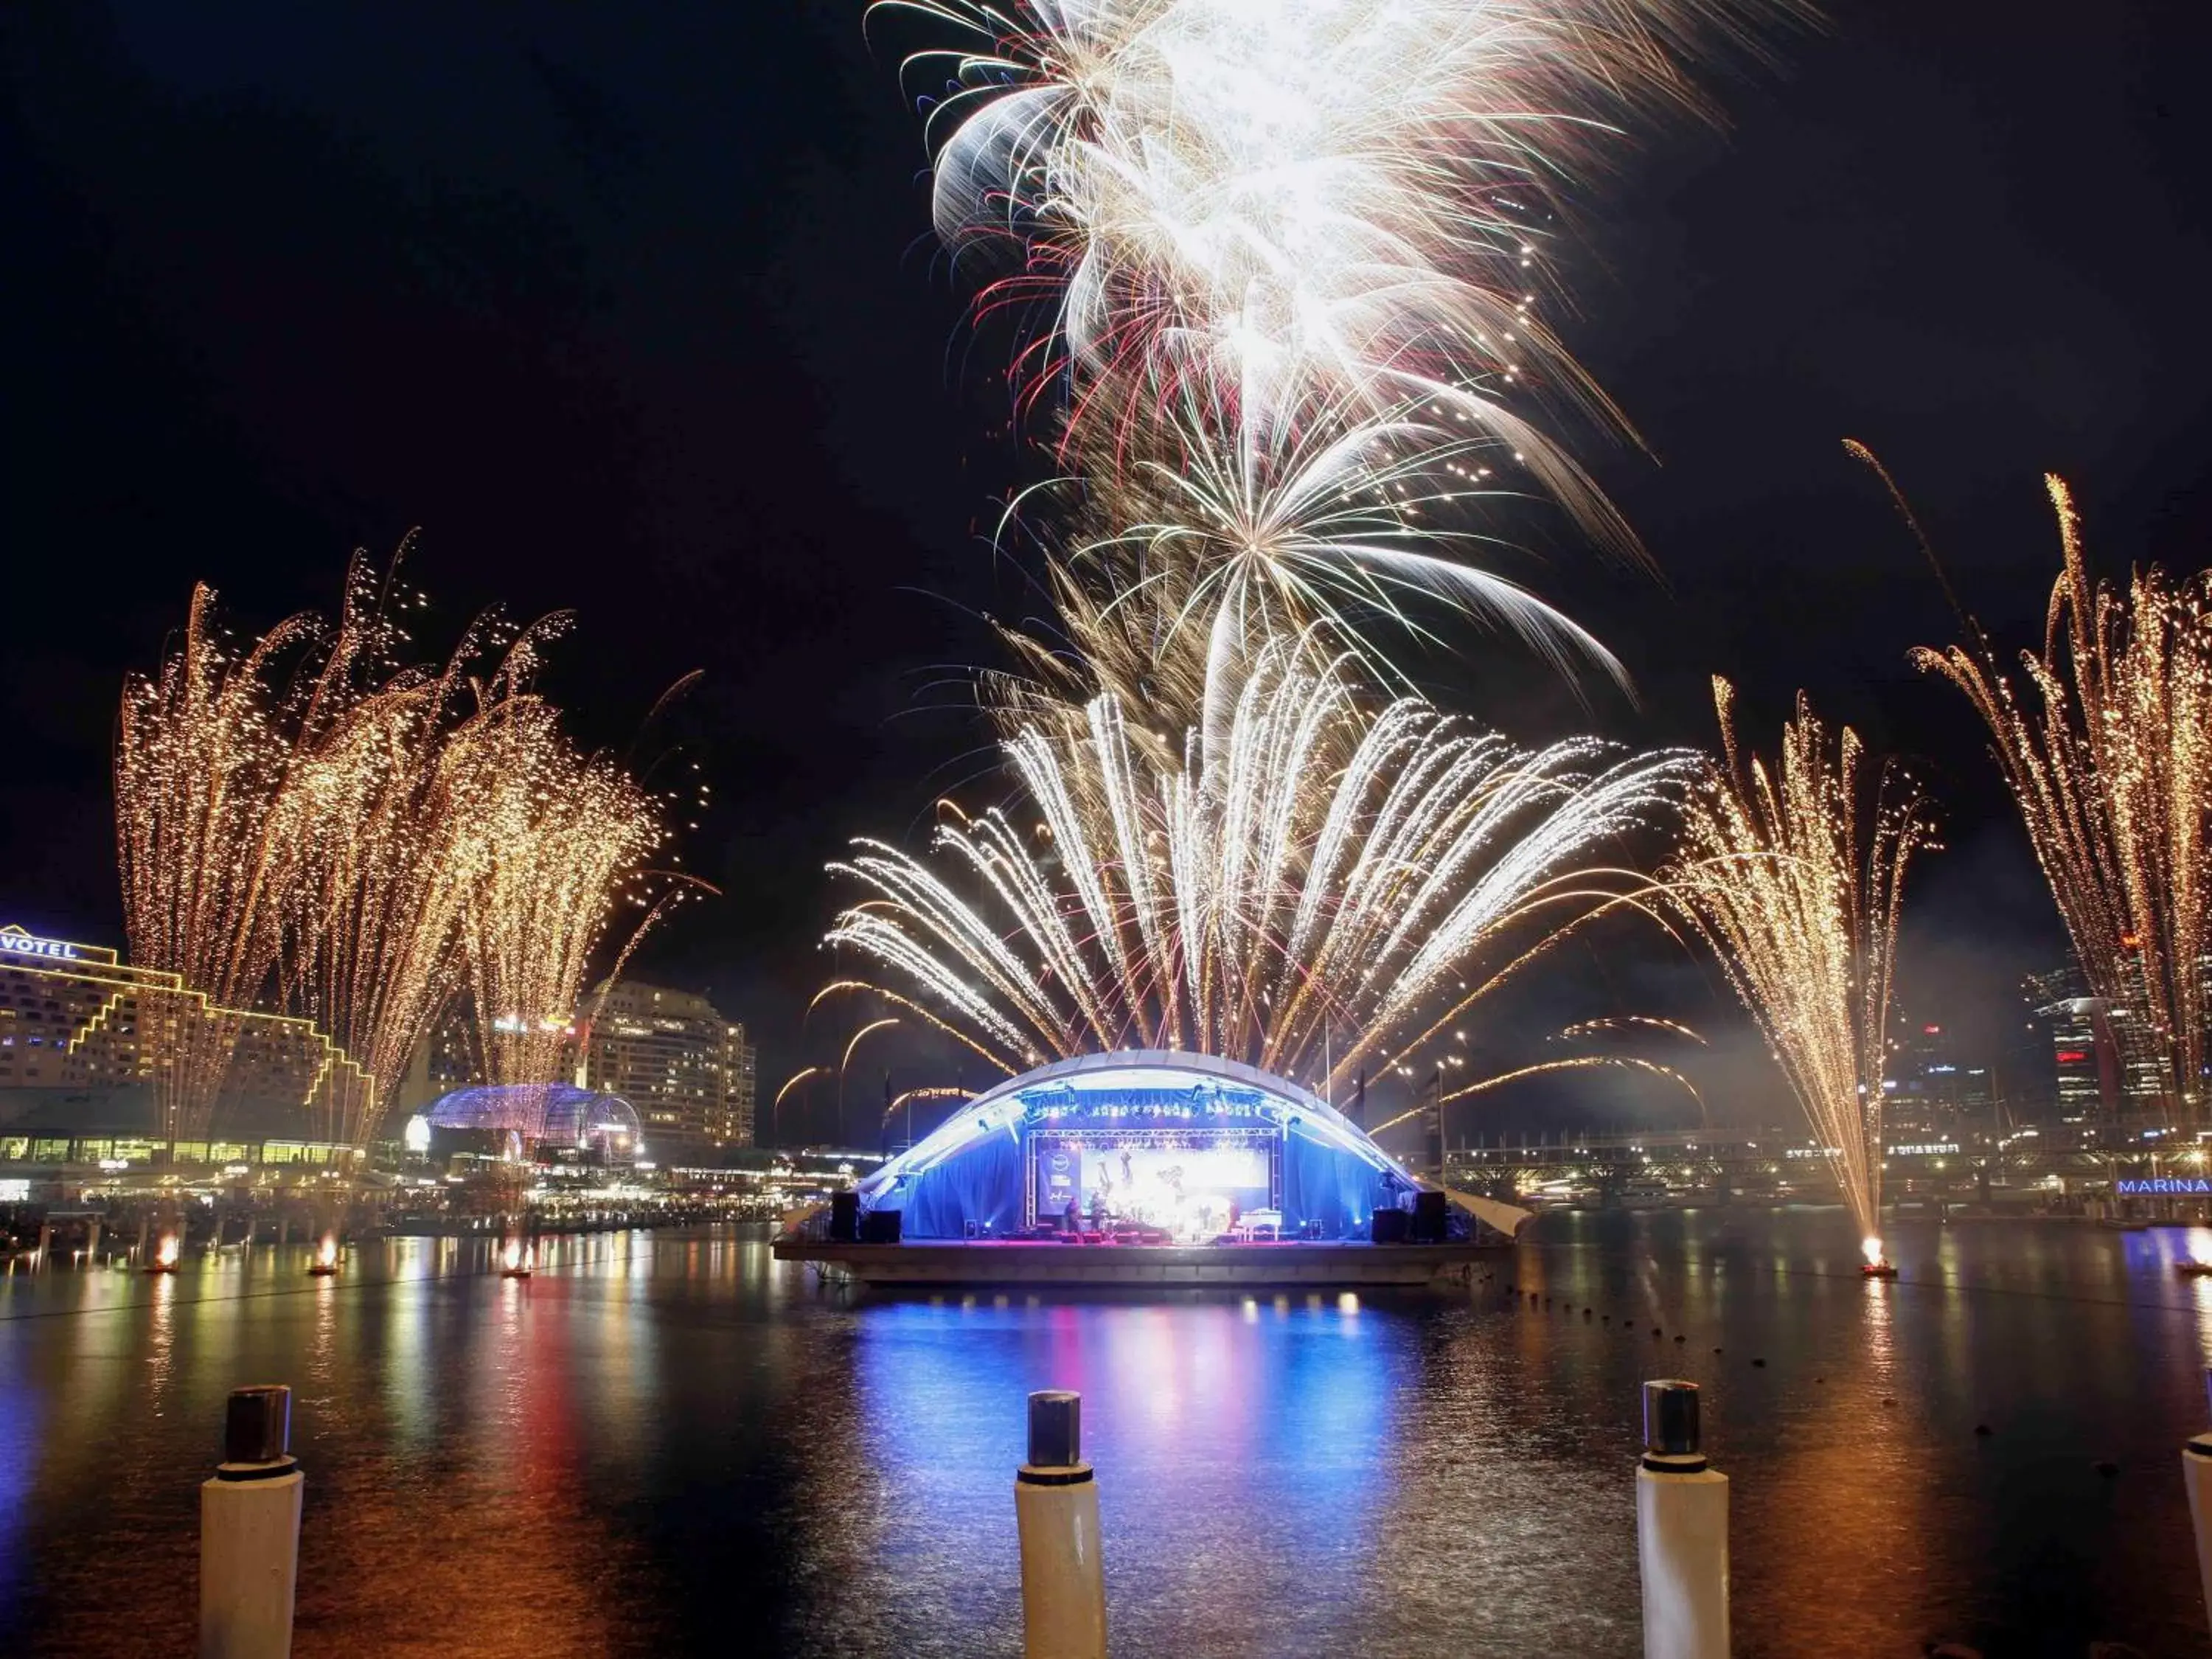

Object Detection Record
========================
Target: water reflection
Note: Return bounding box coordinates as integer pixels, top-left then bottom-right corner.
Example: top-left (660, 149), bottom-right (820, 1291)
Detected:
top-left (2, 1214), bottom-right (2212, 1655)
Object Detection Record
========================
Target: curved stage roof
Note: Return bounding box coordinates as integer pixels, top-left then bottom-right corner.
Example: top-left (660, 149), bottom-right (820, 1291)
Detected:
top-left (423, 1083), bottom-right (643, 1154)
top-left (858, 1050), bottom-right (1421, 1243)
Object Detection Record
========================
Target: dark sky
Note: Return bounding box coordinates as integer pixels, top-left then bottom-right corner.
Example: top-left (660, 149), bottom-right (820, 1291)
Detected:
top-left (5, 2), bottom-right (2209, 1144)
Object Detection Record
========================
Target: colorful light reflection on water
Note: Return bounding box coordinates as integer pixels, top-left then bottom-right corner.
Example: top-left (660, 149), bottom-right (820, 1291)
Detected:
top-left (1, 1213), bottom-right (2211, 1656)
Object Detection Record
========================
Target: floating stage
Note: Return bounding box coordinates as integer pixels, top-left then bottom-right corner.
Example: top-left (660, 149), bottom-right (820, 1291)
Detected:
top-left (776, 1051), bottom-right (1527, 1291)
top-left (775, 1237), bottom-right (1505, 1288)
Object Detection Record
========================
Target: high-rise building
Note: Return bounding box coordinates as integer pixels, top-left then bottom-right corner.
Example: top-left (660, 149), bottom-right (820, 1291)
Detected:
top-left (2024, 961), bottom-right (2168, 1119)
top-left (2014, 967), bottom-right (2078, 1121)
top-left (2042, 995), bottom-right (2109, 1118)
top-left (1957, 1063), bottom-right (1995, 1123)
top-left (577, 981), bottom-right (754, 1159)
top-left (1885, 1012), bottom-right (1962, 1132)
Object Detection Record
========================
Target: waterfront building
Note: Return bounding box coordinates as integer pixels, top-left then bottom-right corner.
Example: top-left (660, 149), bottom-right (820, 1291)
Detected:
top-left (577, 981), bottom-right (755, 1158)
top-left (422, 1008), bottom-right (481, 1100)
top-left (0, 922), bottom-right (368, 1155)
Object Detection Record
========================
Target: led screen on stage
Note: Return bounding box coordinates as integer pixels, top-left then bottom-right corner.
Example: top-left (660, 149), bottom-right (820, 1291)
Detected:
top-left (1033, 1138), bottom-right (1273, 1237)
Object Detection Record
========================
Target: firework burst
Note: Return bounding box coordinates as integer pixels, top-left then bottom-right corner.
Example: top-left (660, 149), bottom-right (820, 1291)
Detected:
top-left (1913, 477), bottom-right (2212, 1116)
top-left (1000, 378), bottom-right (1630, 748)
top-left (825, 638), bottom-right (1694, 1095)
top-left (875, 0), bottom-right (1792, 703)
top-left (1664, 680), bottom-right (1935, 1263)
top-left (888, 0), bottom-right (1738, 427)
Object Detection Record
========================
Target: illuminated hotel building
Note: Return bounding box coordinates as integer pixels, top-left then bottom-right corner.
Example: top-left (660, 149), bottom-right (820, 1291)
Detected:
top-left (577, 980), bottom-right (755, 1158)
top-left (0, 922), bottom-right (367, 1163)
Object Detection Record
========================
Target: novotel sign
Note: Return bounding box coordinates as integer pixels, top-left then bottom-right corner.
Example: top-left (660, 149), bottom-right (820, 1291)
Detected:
top-left (2116, 1178), bottom-right (2212, 1196)
top-left (0, 927), bottom-right (116, 966)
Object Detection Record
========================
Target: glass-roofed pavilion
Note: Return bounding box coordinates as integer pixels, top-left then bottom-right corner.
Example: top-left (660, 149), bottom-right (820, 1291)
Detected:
top-left (855, 1051), bottom-right (1421, 1242)
top-left (420, 1083), bottom-right (644, 1164)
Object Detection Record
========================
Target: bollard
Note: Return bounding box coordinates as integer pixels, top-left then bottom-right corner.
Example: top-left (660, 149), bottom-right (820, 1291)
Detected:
top-left (200, 1385), bottom-right (303, 1659)
top-left (1016, 1391), bottom-right (1107, 1659)
top-left (137, 1216), bottom-right (151, 1260)
top-left (2184, 1368), bottom-right (2212, 1630)
top-left (1637, 1379), bottom-right (1729, 1659)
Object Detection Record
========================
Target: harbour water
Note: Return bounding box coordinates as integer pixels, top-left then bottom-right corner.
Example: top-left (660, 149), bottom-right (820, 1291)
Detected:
top-left (4, 1209), bottom-right (2211, 1656)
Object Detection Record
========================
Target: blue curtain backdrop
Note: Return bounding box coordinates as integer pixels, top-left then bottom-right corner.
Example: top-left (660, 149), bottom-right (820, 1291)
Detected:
top-left (883, 1130), bottom-right (1026, 1238)
top-left (1280, 1121), bottom-right (1385, 1239)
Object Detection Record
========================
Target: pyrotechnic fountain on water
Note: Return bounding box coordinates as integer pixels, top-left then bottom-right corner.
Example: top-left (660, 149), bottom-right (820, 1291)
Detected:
top-left (1664, 681), bottom-right (1934, 1276)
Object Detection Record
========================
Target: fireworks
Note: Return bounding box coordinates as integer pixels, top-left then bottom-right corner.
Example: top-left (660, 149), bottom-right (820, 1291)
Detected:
top-left (893, 0), bottom-right (1731, 425)
top-left (824, 638), bottom-right (1694, 1093)
top-left (115, 582), bottom-right (313, 1008)
top-left (1913, 477), bottom-right (2212, 1117)
top-left (116, 559), bottom-right (679, 1146)
top-left (450, 698), bottom-right (674, 1096)
top-left (116, 579), bottom-right (351, 1141)
top-left (878, 0), bottom-right (1787, 700)
top-left (813, 1), bottom-right (1787, 1128)
top-left (998, 380), bottom-right (1630, 747)
top-left (1664, 680), bottom-right (1934, 1262)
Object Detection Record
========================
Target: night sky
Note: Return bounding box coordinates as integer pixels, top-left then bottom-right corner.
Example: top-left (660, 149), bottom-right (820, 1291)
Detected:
top-left (5, 2), bottom-right (2209, 1143)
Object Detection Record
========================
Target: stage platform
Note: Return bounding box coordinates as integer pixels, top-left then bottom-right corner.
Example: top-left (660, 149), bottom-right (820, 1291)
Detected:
top-left (773, 1237), bottom-right (1506, 1288)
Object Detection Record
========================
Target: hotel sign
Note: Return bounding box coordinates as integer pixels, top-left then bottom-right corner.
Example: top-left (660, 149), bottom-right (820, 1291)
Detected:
top-left (1, 928), bottom-right (77, 960)
top-left (2116, 1178), bottom-right (2212, 1195)
top-left (0, 926), bottom-right (118, 966)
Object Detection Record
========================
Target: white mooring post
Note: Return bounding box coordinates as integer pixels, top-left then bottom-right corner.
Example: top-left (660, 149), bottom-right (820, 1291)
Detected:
top-left (2183, 1368), bottom-right (2212, 1631)
top-left (200, 1384), bottom-right (304, 1659)
top-left (1016, 1390), bottom-right (1107, 1659)
top-left (1637, 1378), bottom-right (1730, 1659)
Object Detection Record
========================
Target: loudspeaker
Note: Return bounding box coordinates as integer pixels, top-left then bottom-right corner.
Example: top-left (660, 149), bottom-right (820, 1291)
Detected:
top-left (830, 1191), bottom-right (860, 1242)
top-left (859, 1208), bottom-right (903, 1245)
top-left (964, 1219), bottom-right (980, 1239)
top-left (1410, 1190), bottom-right (1447, 1242)
top-left (1370, 1207), bottom-right (1411, 1245)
